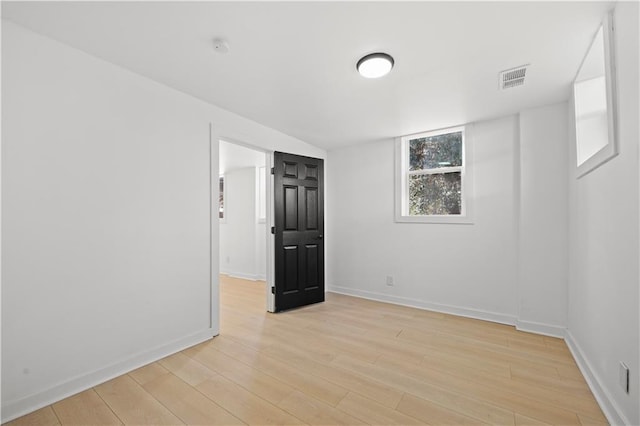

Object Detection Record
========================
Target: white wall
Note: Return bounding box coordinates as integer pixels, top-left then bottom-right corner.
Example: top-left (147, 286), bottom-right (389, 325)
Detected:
top-left (566, 3), bottom-right (639, 425)
top-left (327, 105), bottom-right (574, 336)
top-left (327, 115), bottom-right (520, 324)
top-left (220, 167), bottom-right (267, 281)
top-left (1, 20), bottom-right (324, 422)
top-left (518, 103), bottom-right (569, 335)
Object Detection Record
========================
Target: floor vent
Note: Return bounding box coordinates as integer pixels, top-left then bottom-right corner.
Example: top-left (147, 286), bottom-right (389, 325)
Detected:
top-left (499, 65), bottom-right (529, 90)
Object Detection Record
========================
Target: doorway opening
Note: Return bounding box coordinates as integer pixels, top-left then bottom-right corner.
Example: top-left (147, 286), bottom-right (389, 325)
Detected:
top-left (218, 140), bottom-right (274, 322)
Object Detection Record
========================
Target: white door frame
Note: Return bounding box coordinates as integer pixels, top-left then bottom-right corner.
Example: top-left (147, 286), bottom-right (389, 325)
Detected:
top-left (215, 135), bottom-right (275, 314)
top-left (209, 125), bottom-right (219, 333)
top-left (266, 152), bottom-right (276, 312)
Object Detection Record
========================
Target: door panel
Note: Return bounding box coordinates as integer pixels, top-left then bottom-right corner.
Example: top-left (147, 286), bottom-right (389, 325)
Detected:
top-left (284, 161), bottom-right (298, 178)
top-left (284, 186), bottom-right (298, 230)
top-left (304, 164), bottom-right (318, 180)
top-left (274, 152), bottom-right (324, 312)
top-left (283, 246), bottom-right (299, 293)
top-left (305, 188), bottom-right (319, 230)
top-left (305, 244), bottom-right (319, 288)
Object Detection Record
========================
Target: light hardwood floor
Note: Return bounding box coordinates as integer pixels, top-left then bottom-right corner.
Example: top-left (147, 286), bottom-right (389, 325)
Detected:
top-left (7, 275), bottom-right (607, 425)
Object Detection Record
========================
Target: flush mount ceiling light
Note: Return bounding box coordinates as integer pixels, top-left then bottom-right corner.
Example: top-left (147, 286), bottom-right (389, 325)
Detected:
top-left (357, 52), bottom-right (394, 78)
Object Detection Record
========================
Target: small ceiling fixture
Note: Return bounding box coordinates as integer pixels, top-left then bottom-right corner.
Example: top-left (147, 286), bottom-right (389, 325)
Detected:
top-left (212, 38), bottom-right (230, 54)
top-left (357, 52), bottom-right (394, 78)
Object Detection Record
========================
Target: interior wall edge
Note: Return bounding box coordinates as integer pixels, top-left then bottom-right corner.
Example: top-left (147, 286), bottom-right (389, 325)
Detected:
top-left (0, 328), bottom-right (216, 424)
top-left (565, 331), bottom-right (629, 426)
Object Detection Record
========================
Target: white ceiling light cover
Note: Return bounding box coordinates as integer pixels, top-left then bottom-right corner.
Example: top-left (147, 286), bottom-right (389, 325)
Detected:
top-left (357, 53), bottom-right (394, 78)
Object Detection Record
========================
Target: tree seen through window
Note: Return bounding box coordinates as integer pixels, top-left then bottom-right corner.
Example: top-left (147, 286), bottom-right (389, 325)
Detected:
top-left (408, 131), bottom-right (463, 215)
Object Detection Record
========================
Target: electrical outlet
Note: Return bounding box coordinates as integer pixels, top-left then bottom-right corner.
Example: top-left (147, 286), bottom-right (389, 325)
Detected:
top-left (619, 362), bottom-right (630, 394)
top-left (385, 276), bottom-right (394, 286)
top-left (226, 256), bottom-right (230, 263)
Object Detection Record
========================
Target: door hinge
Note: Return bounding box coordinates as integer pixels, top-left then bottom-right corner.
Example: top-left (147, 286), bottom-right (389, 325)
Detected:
top-left (271, 226), bottom-right (275, 234)
top-left (271, 286), bottom-right (275, 294)
top-left (271, 167), bottom-right (275, 175)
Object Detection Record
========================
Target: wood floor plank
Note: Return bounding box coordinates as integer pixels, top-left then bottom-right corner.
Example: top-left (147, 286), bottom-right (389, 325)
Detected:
top-left (514, 413), bottom-right (551, 425)
top-left (372, 353), bottom-right (587, 424)
top-left (188, 344), bottom-right (296, 405)
top-left (142, 372), bottom-right (244, 425)
top-left (210, 335), bottom-right (350, 407)
top-left (420, 351), bottom-right (512, 380)
top-left (399, 326), bottom-right (577, 369)
top-left (510, 363), bottom-right (593, 395)
top-left (333, 354), bottom-right (515, 425)
top-left (158, 351), bottom-right (218, 387)
top-left (558, 363), bottom-right (590, 381)
top-left (507, 336), bottom-right (576, 359)
top-left (304, 306), bottom-right (405, 339)
top-left (128, 362), bottom-right (170, 386)
top-left (261, 340), bottom-right (404, 408)
top-left (195, 374), bottom-right (304, 425)
top-left (335, 392), bottom-right (424, 425)
top-left (578, 412), bottom-right (610, 425)
top-left (510, 359), bottom-right (560, 379)
top-left (454, 360), bottom-right (597, 415)
top-left (282, 321), bottom-right (382, 364)
top-left (188, 334), bottom-right (259, 365)
top-left (94, 375), bottom-right (183, 425)
top-left (330, 327), bottom-right (429, 365)
top-left (277, 390), bottom-right (366, 425)
top-left (396, 393), bottom-right (489, 425)
top-left (52, 389), bottom-right (122, 425)
top-left (5, 407), bottom-right (60, 426)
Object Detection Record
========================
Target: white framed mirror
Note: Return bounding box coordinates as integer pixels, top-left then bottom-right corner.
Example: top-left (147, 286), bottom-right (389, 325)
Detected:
top-left (573, 11), bottom-right (618, 178)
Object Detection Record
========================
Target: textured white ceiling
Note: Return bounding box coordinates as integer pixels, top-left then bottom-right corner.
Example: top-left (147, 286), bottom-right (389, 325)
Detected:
top-left (2, 1), bottom-right (613, 149)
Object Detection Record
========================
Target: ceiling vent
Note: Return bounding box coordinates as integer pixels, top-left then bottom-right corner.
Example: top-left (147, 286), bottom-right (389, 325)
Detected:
top-left (499, 64), bottom-right (529, 90)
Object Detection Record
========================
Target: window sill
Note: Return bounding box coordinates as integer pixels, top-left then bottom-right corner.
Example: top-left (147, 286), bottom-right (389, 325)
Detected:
top-left (395, 214), bottom-right (474, 224)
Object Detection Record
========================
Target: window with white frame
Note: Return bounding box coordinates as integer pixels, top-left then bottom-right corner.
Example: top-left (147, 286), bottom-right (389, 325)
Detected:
top-left (395, 125), bottom-right (473, 223)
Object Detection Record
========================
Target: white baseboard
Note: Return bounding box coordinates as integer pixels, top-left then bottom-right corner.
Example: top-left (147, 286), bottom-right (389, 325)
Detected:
top-left (1, 328), bottom-right (217, 424)
top-left (515, 319), bottom-right (566, 338)
top-left (564, 331), bottom-right (629, 426)
top-left (327, 285), bottom-right (517, 326)
top-left (220, 271), bottom-right (266, 281)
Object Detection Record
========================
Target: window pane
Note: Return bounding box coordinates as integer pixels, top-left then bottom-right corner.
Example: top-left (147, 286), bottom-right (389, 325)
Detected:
top-left (409, 131), bottom-right (462, 171)
top-left (409, 172), bottom-right (461, 215)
